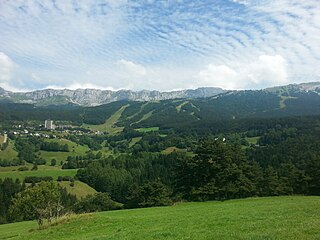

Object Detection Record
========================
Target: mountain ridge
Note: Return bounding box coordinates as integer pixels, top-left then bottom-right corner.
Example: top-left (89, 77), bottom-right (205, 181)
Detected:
top-left (0, 87), bottom-right (226, 106)
top-left (0, 82), bottom-right (319, 106)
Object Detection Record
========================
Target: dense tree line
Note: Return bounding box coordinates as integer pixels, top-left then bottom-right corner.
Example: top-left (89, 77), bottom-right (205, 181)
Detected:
top-left (77, 132), bottom-right (320, 207)
top-left (0, 178), bottom-right (23, 224)
top-left (40, 142), bottom-right (69, 152)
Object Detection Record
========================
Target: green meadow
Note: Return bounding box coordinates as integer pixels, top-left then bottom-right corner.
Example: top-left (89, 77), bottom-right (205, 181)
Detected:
top-left (58, 180), bottom-right (97, 199)
top-left (0, 140), bottom-right (18, 161)
top-left (39, 138), bottom-right (91, 163)
top-left (135, 127), bottom-right (159, 133)
top-left (1, 196), bottom-right (319, 240)
top-left (0, 166), bottom-right (77, 181)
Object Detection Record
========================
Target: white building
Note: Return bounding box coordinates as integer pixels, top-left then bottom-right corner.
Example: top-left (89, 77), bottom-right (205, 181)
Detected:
top-left (45, 120), bottom-right (55, 130)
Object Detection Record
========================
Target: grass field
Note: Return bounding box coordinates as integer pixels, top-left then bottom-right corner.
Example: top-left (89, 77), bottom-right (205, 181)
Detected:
top-left (161, 146), bottom-right (187, 154)
top-left (133, 110), bottom-right (154, 125)
top-left (0, 196), bottom-right (319, 240)
top-left (0, 165), bottom-right (77, 181)
top-left (39, 138), bottom-right (90, 164)
top-left (176, 101), bottom-right (188, 113)
top-left (0, 140), bottom-right (18, 160)
top-left (83, 104), bottom-right (129, 134)
top-left (127, 102), bottom-right (149, 120)
top-left (279, 95), bottom-right (298, 108)
top-left (58, 181), bottom-right (97, 199)
top-left (135, 127), bottom-right (159, 133)
top-left (245, 136), bottom-right (260, 145)
top-left (128, 137), bottom-right (142, 148)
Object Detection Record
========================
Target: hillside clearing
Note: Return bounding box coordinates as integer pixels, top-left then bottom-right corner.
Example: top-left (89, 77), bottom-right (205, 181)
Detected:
top-left (39, 138), bottom-right (90, 164)
top-left (129, 137), bottom-right (142, 148)
top-left (133, 110), bottom-right (154, 125)
top-left (58, 181), bottom-right (97, 199)
top-left (279, 95), bottom-right (298, 108)
top-left (135, 127), bottom-right (159, 133)
top-left (176, 101), bottom-right (188, 113)
top-left (0, 140), bottom-right (18, 160)
top-left (1, 196), bottom-right (319, 240)
top-left (0, 166), bottom-right (77, 181)
top-left (83, 104), bottom-right (129, 134)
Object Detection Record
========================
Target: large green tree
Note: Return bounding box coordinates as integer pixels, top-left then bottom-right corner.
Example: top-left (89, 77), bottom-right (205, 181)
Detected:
top-left (175, 139), bottom-right (255, 201)
top-left (9, 181), bottom-right (62, 227)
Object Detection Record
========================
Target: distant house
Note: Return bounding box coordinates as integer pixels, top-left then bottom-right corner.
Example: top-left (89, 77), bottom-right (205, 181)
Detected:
top-left (45, 120), bottom-right (55, 130)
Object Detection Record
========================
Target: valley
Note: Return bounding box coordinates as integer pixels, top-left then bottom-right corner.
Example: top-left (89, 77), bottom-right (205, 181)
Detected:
top-left (1, 82), bottom-right (320, 238)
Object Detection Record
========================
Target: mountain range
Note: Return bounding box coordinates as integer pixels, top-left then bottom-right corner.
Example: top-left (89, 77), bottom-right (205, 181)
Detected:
top-left (0, 87), bottom-right (226, 106)
top-left (1, 82), bottom-right (320, 107)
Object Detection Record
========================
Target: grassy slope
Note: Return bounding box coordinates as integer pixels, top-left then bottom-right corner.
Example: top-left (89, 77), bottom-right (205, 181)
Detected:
top-left (0, 165), bottom-right (77, 180)
top-left (133, 110), bottom-right (154, 125)
top-left (135, 127), bottom-right (159, 133)
top-left (83, 104), bottom-right (129, 134)
top-left (245, 136), bottom-right (260, 145)
top-left (39, 138), bottom-right (90, 164)
top-left (175, 101), bottom-right (189, 113)
top-left (0, 140), bottom-right (18, 160)
top-left (161, 146), bottom-right (187, 154)
top-left (279, 96), bottom-right (298, 109)
top-left (1, 196), bottom-right (320, 240)
top-left (128, 137), bottom-right (142, 148)
top-left (58, 181), bottom-right (97, 199)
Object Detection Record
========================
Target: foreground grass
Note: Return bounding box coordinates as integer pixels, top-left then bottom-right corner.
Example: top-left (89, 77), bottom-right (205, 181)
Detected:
top-left (1, 196), bottom-right (320, 240)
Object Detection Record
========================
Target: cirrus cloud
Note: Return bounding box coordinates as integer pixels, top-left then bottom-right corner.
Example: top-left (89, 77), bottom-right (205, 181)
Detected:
top-left (0, 1), bottom-right (319, 91)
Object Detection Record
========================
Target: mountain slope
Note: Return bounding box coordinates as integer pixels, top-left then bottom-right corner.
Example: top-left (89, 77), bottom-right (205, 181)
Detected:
top-left (1, 82), bottom-right (320, 134)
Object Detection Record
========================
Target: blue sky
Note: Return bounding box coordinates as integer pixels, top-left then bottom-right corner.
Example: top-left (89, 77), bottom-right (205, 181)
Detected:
top-left (0, 0), bottom-right (319, 91)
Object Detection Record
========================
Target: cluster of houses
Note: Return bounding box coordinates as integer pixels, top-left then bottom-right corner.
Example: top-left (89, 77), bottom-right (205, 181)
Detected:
top-left (2, 120), bottom-right (104, 138)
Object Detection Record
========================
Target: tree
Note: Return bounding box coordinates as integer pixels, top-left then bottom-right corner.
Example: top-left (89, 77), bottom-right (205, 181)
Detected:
top-left (9, 181), bottom-right (62, 227)
top-left (126, 181), bottom-right (172, 208)
top-left (0, 178), bottom-right (22, 224)
top-left (50, 159), bottom-right (57, 166)
top-left (174, 139), bottom-right (254, 201)
top-left (73, 193), bottom-right (122, 213)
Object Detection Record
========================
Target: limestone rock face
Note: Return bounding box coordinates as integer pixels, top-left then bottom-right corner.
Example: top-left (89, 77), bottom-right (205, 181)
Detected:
top-left (0, 87), bottom-right (225, 106)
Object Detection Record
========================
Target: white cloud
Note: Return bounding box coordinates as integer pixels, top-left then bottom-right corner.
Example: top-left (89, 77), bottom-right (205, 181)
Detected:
top-left (231, 0), bottom-right (249, 6)
top-left (0, 52), bottom-right (14, 82)
top-left (198, 65), bottom-right (239, 89)
top-left (197, 55), bottom-right (288, 89)
top-left (44, 83), bottom-right (118, 91)
top-left (117, 59), bottom-right (147, 76)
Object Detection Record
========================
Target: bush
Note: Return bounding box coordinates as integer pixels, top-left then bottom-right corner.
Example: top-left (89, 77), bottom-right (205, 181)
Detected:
top-left (18, 166), bottom-right (29, 171)
top-left (24, 176), bottom-right (53, 184)
top-left (126, 181), bottom-right (173, 208)
top-left (57, 176), bottom-right (74, 182)
top-left (50, 159), bottom-right (57, 166)
top-left (73, 193), bottom-right (123, 213)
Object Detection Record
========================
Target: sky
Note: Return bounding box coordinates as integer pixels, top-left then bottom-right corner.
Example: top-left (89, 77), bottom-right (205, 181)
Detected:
top-left (0, 0), bottom-right (319, 92)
